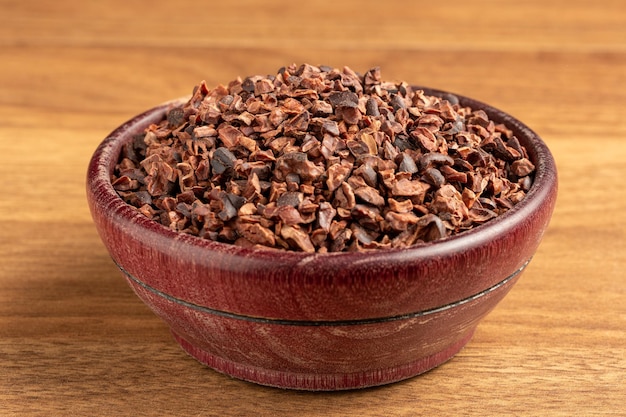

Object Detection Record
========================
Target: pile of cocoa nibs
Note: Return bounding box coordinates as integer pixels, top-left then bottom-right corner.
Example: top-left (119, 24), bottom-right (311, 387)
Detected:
top-left (112, 64), bottom-right (535, 253)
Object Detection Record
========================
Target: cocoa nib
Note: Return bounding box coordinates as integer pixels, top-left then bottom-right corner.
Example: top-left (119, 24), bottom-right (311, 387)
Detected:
top-left (113, 64), bottom-right (535, 252)
top-left (328, 90), bottom-right (359, 108)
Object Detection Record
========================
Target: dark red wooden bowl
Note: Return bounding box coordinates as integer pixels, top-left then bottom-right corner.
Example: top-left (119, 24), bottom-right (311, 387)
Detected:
top-left (87, 88), bottom-right (557, 390)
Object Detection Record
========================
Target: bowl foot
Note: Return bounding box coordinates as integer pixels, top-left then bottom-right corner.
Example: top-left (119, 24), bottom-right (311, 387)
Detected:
top-left (171, 329), bottom-right (474, 391)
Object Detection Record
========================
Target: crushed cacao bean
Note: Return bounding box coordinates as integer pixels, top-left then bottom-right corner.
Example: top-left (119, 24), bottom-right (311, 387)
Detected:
top-left (112, 64), bottom-right (535, 252)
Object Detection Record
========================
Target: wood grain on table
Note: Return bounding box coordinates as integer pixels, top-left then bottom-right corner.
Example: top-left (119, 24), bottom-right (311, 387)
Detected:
top-left (1, 0), bottom-right (624, 415)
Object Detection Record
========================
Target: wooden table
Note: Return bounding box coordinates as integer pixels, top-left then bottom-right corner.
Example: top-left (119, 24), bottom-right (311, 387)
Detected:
top-left (1, 0), bottom-right (624, 415)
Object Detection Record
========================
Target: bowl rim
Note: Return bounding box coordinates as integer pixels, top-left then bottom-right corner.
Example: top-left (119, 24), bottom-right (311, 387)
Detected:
top-left (87, 86), bottom-right (557, 264)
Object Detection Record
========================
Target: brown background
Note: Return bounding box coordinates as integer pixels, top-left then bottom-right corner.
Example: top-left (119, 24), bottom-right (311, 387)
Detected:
top-left (1, 0), bottom-right (625, 415)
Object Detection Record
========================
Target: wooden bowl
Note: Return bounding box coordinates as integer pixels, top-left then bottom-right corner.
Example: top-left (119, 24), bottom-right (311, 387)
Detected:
top-left (86, 88), bottom-right (557, 390)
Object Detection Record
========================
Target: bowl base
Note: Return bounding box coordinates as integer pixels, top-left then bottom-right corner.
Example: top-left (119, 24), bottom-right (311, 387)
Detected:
top-left (171, 329), bottom-right (474, 391)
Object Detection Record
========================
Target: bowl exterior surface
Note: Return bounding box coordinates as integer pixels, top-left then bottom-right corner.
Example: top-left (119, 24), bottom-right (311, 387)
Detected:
top-left (87, 89), bottom-right (557, 390)
top-left (121, 263), bottom-right (521, 390)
